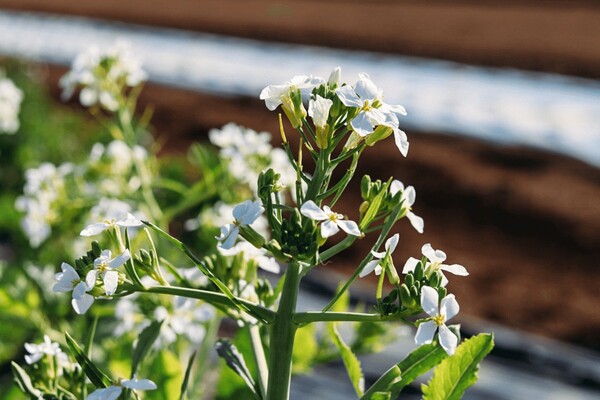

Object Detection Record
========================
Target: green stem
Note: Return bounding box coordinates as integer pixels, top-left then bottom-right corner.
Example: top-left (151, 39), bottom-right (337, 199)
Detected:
top-left (294, 311), bottom-right (385, 324)
top-left (249, 325), bottom-right (269, 398)
top-left (322, 204), bottom-right (403, 312)
top-left (140, 285), bottom-right (275, 323)
top-left (266, 262), bottom-right (301, 400)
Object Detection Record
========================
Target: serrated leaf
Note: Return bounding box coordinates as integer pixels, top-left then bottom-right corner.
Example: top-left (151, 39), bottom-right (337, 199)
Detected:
top-left (11, 362), bottom-right (42, 397)
top-left (328, 323), bottom-right (364, 397)
top-left (131, 320), bottom-right (163, 376)
top-left (65, 332), bottom-right (111, 388)
top-left (362, 341), bottom-right (447, 399)
top-left (215, 339), bottom-right (261, 400)
top-left (422, 333), bottom-right (494, 400)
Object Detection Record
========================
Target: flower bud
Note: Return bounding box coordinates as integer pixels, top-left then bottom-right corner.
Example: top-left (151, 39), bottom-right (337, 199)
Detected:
top-left (365, 125), bottom-right (393, 147)
top-left (238, 225), bottom-right (266, 249)
top-left (343, 131), bottom-right (363, 150)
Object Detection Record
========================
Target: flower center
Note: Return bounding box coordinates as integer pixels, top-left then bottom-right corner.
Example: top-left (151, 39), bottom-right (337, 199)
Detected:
top-left (432, 314), bottom-right (445, 326)
top-left (328, 213), bottom-right (340, 222)
top-left (97, 262), bottom-right (108, 272)
top-left (361, 100), bottom-right (373, 112)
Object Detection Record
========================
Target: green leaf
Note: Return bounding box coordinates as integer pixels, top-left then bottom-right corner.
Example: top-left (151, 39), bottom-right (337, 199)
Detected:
top-left (328, 323), bottom-right (364, 397)
top-left (363, 341), bottom-right (447, 399)
top-left (145, 350), bottom-right (183, 400)
top-left (131, 320), bottom-right (163, 376)
top-left (215, 339), bottom-right (261, 400)
top-left (370, 392), bottom-right (391, 400)
top-left (292, 324), bottom-right (318, 374)
top-left (179, 351), bottom-right (197, 400)
top-left (65, 332), bottom-right (112, 388)
top-left (11, 362), bottom-right (42, 397)
top-left (422, 333), bottom-right (494, 400)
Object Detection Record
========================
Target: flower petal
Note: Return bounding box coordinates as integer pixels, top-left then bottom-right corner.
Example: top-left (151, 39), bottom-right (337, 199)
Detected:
top-left (103, 270), bottom-right (119, 295)
top-left (320, 220), bottom-right (340, 238)
top-left (80, 222), bottom-right (108, 236)
top-left (300, 201), bottom-right (328, 221)
top-left (407, 212), bottom-right (424, 234)
top-left (386, 233), bottom-right (399, 253)
top-left (122, 377), bottom-right (157, 390)
top-left (337, 219), bottom-right (361, 236)
top-left (402, 257), bottom-right (420, 274)
top-left (117, 213), bottom-right (143, 227)
top-left (440, 294), bottom-right (460, 321)
top-left (393, 129), bottom-right (409, 157)
top-left (351, 111), bottom-right (375, 136)
top-left (107, 249), bottom-right (131, 269)
top-left (389, 180), bottom-right (404, 197)
top-left (420, 286), bottom-right (439, 317)
top-left (438, 325), bottom-right (458, 356)
top-left (216, 224), bottom-right (239, 249)
top-left (87, 386), bottom-right (123, 400)
top-left (441, 263), bottom-right (469, 276)
top-left (359, 260), bottom-right (380, 278)
top-left (422, 243), bottom-right (446, 263)
top-left (335, 85), bottom-right (363, 108)
top-left (415, 321), bottom-right (437, 345)
top-left (72, 293), bottom-right (94, 315)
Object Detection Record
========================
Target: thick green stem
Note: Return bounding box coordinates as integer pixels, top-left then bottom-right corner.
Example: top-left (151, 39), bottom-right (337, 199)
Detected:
top-left (266, 263), bottom-right (301, 400)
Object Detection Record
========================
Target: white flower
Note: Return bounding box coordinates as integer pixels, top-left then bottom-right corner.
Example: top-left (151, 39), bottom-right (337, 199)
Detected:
top-left (53, 262), bottom-right (96, 314)
top-left (415, 286), bottom-right (460, 355)
top-left (219, 241), bottom-right (280, 274)
top-left (308, 95), bottom-right (333, 129)
top-left (300, 200), bottom-right (361, 238)
top-left (154, 297), bottom-right (214, 346)
top-left (0, 76), bottom-right (23, 134)
top-left (87, 376), bottom-right (157, 400)
top-left (81, 211), bottom-right (142, 236)
top-left (260, 75), bottom-right (325, 111)
top-left (328, 66), bottom-right (342, 88)
top-left (402, 244), bottom-right (468, 286)
top-left (216, 200), bottom-right (264, 249)
top-left (24, 335), bottom-right (62, 365)
top-left (335, 73), bottom-right (406, 136)
top-left (60, 41), bottom-right (146, 111)
top-left (359, 234), bottom-right (399, 278)
top-left (89, 250), bottom-right (130, 295)
top-left (390, 180), bottom-right (423, 233)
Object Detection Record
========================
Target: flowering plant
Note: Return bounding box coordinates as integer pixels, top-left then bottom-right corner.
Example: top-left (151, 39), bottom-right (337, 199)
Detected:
top-left (9, 47), bottom-right (493, 400)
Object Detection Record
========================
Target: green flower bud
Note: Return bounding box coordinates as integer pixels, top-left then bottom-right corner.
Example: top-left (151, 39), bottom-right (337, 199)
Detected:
top-left (400, 284), bottom-right (413, 307)
top-left (344, 130), bottom-right (363, 150)
top-left (365, 125), bottom-right (393, 147)
top-left (238, 225), bottom-right (266, 249)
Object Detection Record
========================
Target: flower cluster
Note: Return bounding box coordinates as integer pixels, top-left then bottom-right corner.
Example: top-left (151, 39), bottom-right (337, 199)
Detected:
top-left (0, 74), bottom-right (23, 134)
top-left (209, 123), bottom-right (296, 195)
top-left (60, 41), bottom-right (146, 111)
top-left (260, 67), bottom-right (409, 156)
top-left (24, 335), bottom-right (75, 374)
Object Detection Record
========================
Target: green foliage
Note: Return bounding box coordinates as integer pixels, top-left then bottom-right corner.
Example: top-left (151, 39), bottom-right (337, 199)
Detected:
top-left (145, 350), bottom-right (183, 400)
top-left (422, 334), bottom-right (494, 400)
top-left (131, 320), bottom-right (163, 376)
top-left (328, 322), bottom-right (365, 397)
top-left (65, 332), bottom-right (111, 388)
top-left (291, 323), bottom-right (318, 374)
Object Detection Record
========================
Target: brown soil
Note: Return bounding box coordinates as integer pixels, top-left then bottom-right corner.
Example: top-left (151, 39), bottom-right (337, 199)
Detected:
top-left (17, 0), bottom-right (600, 350)
top-left (3, 0), bottom-right (600, 78)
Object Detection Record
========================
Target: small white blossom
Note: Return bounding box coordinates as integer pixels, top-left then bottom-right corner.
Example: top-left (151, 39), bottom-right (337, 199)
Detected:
top-left (154, 297), bottom-right (214, 346)
top-left (390, 180), bottom-right (424, 233)
top-left (216, 200), bottom-right (264, 249)
top-left (300, 200), bottom-right (361, 238)
top-left (87, 376), bottom-right (157, 400)
top-left (60, 41), bottom-right (147, 111)
top-left (360, 234), bottom-right (399, 278)
top-left (335, 73), bottom-right (406, 136)
top-left (260, 75), bottom-right (325, 111)
top-left (24, 335), bottom-right (62, 365)
top-left (0, 76), bottom-right (23, 134)
top-left (308, 95), bottom-right (333, 129)
top-left (81, 211), bottom-right (142, 236)
top-left (402, 244), bottom-right (468, 286)
top-left (219, 241), bottom-right (280, 274)
top-left (415, 286), bottom-right (460, 355)
top-left (89, 250), bottom-right (130, 295)
top-left (53, 262), bottom-right (96, 314)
